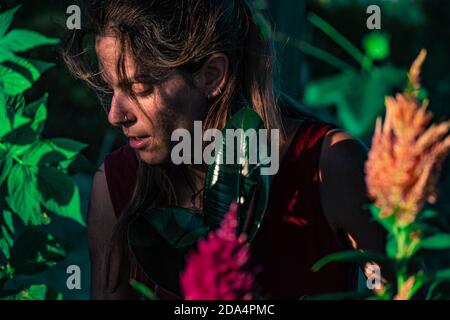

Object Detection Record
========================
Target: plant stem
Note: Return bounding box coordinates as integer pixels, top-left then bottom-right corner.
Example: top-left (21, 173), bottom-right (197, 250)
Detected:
top-left (273, 31), bottom-right (353, 71)
top-left (307, 13), bottom-right (372, 71)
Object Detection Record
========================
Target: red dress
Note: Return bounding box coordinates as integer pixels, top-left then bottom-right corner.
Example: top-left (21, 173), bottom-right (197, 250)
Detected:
top-left (104, 119), bottom-right (357, 299)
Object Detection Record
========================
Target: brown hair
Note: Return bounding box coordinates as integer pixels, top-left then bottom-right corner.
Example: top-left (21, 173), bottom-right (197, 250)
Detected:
top-left (61, 0), bottom-right (314, 292)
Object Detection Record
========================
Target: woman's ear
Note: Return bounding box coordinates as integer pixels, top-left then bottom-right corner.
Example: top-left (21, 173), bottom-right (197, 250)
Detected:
top-left (194, 53), bottom-right (229, 99)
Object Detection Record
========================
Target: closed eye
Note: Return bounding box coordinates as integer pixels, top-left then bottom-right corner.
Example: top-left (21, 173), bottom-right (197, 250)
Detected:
top-left (131, 82), bottom-right (154, 96)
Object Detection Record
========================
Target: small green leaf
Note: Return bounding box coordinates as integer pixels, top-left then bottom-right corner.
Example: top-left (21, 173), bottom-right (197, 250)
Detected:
top-left (0, 29), bottom-right (59, 52)
top-left (421, 233), bottom-right (450, 250)
top-left (6, 164), bottom-right (41, 225)
top-left (130, 279), bottom-right (159, 300)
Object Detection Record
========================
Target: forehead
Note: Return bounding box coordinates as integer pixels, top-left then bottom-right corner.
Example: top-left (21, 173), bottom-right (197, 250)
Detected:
top-left (95, 36), bottom-right (137, 82)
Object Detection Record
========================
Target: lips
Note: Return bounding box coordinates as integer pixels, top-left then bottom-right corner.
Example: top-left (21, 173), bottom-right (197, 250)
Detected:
top-left (128, 135), bottom-right (151, 149)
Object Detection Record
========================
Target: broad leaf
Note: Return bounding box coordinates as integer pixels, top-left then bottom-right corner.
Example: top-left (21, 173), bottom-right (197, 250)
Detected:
top-left (420, 233), bottom-right (450, 250)
top-left (37, 166), bottom-right (85, 226)
top-left (0, 63), bottom-right (32, 95)
top-left (203, 106), bottom-right (270, 241)
top-left (6, 164), bottom-right (41, 225)
top-left (0, 29), bottom-right (59, 52)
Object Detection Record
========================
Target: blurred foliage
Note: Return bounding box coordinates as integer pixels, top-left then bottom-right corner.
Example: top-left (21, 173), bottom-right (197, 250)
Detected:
top-left (0, 5), bottom-right (87, 300)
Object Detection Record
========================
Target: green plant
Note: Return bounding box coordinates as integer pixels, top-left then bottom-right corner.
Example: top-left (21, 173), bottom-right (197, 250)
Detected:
top-left (312, 50), bottom-right (450, 300)
top-left (0, 5), bottom-right (87, 300)
top-left (274, 13), bottom-right (407, 138)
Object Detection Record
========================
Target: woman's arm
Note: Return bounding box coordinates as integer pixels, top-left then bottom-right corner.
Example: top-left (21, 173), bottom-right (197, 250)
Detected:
top-left (318, 129), bottom-right (388, 284)
top-left (88, 163), bottom-right (138, 299)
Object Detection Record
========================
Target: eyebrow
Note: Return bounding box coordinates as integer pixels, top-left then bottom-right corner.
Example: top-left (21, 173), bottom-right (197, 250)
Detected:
top-left (99, 69), bottom-right (153, 87)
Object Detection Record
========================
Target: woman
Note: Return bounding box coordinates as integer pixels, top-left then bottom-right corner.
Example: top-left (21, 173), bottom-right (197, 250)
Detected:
top-left (62, 0), bottom-right (386, 299)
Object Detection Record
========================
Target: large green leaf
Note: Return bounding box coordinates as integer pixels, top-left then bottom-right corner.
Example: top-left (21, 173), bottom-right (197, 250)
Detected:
top-left (6, 164), bottom-right (41, 225)
top-left (203, 106), bottom-right (270, 241)
top-left (128, 207), bottom-right (207, 296)
top-left (420, 233), bottom-right (450, 250)
top-left (10, 228), bottom-right (69, 275)
top-left (0, 29), bottom-right (59, 53)
top-left (36, 166), bottom-right (85, 226)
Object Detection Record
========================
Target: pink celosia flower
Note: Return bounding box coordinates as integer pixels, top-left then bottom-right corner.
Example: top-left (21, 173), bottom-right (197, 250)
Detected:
top-left (365, 49), bottom-right (450, 226)
top-left (180, 202), bottom-right (256, 300)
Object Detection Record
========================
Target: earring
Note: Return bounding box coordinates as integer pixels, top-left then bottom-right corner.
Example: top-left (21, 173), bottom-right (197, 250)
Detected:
top-left (123, 114), bottom-right (128, 122)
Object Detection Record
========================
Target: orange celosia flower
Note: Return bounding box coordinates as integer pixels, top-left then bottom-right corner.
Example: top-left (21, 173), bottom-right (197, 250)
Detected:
top-left (365, 50), bottom-right (450, 226)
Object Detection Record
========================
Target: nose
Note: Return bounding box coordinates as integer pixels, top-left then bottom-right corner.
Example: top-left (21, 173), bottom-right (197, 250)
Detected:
top-left (107, 93), bottom-right (134, 127)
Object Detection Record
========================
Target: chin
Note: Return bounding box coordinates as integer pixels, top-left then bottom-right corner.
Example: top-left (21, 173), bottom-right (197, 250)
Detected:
top-left (136, 148), bottom-right (170, 165)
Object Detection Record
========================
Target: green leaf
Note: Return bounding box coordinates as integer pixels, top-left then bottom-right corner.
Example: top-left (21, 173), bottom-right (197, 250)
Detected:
top-left (203, 106), bottom-right (270, 241)
top-left (0, 92), bottom-right (12, 138)
top-left (386, 235), bottom-right (397, 259)
top-left (312, 250), bottom-right (393, 272)
top-left (303, 66), bottom-right (406, 137)
top-left (305, 290), bottom-right (374, 300)
top-left (0, 147), bottom-right (13, 186)
top-left (433, 268), bottom-right (450, 282)
top-left (36, 166), bottom-right (85, 226)
top-left (19, 94), bottom-right (47, 134)
top-left (10, 228), bottom-right (70, 275)
top-left (0, 5), bottom-right (21, 38)
top-left (128, 207), bottom-right (207, 296)
top-left (18, 285), bottom-right (48, 300)
top-left (420, 233), bottom-right (450, 250)
top-left (0, 63), bottom-right (32, 95)
top-left (0, 29), bottom-right (59, 52)
top-left (130, 279), bottom-right (159, 300)
top-left (2, 209), bottom-right (14, 233)
top-left (48, 138), bottom-right (87, 159)
top-left (6, 164), bottom-right (41, 225)
top-left (21, 141), bottom-right (66, 167)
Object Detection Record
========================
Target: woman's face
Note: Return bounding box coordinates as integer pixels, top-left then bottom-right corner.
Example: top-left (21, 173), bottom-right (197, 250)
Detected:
top-left (95, 36), bottom-right (208, 164)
